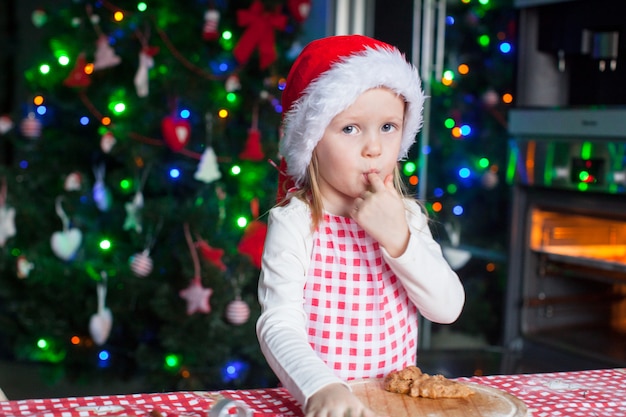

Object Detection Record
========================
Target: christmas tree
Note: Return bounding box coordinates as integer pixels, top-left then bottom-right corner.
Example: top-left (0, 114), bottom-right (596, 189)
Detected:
top-left (0, 0), bottom-right (517, 395)
top-left (422, 0), bottom-right (515, 345)
top-left (0, 0), bottom-right (313, 392)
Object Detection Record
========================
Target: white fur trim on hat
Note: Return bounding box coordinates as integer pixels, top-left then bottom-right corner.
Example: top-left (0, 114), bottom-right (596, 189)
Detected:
top-left (280, 42), bottom-right (425, 187)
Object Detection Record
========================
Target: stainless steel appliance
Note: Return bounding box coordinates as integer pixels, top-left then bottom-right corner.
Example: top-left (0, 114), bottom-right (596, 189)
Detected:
top-left (504, 0), bottom-right (626, 368)
top-left (504, 112), bottom-right (626, 366)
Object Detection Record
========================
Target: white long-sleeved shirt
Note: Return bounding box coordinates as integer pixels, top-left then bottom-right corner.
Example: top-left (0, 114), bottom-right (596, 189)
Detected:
top-left (256, 196), bottom-right (465, 407)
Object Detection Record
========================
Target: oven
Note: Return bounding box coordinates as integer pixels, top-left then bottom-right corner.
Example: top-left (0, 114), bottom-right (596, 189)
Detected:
top-left (503, 110), bottom-right (626, 367)
top-left (502, 0), bottom-right (626, 369)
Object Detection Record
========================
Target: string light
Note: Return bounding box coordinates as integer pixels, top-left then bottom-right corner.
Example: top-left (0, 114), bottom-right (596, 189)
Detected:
top-left (403, 161), bottom-right (417, 176)
top-left (37, 338), bottom-right (50, 350)
top-left (236, 217), bottom-right (248, 228)
top-left (119, 178), bottom-right (132, 191)
top-left (169, 168), bottom-right (181, 179)
top-left (164, 354), bottom-right (181, 370)
top-left (478, 35), bottom-right (490, 47)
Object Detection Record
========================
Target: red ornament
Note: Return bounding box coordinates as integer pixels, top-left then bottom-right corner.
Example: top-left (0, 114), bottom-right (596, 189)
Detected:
top-left (239, 128), bottom-right (264, 161)
top-left (238, 220), bottom-right (267, 269)
top-left (196, 239), bottom-right (227, 271)
top-left (63, 53), bottom-right (91, 88)
top-left (233, 1), bottom-right (287, 69)
top-left (287, 0), bottom-right (311, 23)
top-left (161, 116), bottom-right (191, 152)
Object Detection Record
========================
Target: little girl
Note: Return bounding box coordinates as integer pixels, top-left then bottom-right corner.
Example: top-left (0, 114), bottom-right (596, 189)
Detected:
top-left (256, 35), bottom-right (465, 417)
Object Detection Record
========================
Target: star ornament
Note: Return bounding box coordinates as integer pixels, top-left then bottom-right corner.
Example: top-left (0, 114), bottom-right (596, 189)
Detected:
top-left (179, 278), bottom-right (213, 315)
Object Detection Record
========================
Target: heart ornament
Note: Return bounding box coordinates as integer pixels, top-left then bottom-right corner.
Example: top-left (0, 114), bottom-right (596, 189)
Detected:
top-left (51, 196), bottom-right (82, 261)
top-left (51, 228), bottom-right (82, 261)
top-left (89, 279), bottom-right (113, 346)
top-left (161, 116), bottom-right (191, 152)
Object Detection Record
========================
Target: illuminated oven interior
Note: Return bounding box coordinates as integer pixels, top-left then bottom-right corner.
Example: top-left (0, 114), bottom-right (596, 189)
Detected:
top-left (530, 209), bottom-right (626, 267)
top-left (521, 207), bottom-right (626, 364)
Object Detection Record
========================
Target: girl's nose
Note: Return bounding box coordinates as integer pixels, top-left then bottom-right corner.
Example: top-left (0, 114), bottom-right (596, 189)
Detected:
top-left (362, 132), bottom-right (382, 157)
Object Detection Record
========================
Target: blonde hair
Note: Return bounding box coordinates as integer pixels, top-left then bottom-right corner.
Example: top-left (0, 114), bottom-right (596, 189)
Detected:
top-left (287, 153), bottom-right (413, 231)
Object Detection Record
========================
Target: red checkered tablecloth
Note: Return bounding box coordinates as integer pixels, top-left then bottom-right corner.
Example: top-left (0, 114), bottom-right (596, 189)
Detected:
top-left (461, 368), bottom-right (626, 417)
top-left (1, 368), bottom-right (625, 417)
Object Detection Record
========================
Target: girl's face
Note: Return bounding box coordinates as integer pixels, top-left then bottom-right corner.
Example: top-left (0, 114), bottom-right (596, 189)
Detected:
top-left (313, 87), bottom-right (405, 216)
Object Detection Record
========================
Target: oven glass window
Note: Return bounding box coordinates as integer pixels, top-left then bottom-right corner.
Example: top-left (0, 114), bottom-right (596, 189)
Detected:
top-left (529, 208), bottom-right (626, 267)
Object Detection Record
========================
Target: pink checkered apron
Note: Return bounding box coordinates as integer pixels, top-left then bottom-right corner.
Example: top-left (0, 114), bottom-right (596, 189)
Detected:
top-left (303, 213), bottom-right (418, 381)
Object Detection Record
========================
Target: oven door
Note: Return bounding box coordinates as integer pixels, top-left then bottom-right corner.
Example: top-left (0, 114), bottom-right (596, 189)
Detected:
top-left (504, 135), bottom-right (626, 367)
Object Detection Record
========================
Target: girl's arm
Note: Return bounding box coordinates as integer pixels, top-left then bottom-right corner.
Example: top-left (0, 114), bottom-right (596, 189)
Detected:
top-left (383, 199), bottom-right (466, 324)
top-left (256, 199), bottom-right (348, 406)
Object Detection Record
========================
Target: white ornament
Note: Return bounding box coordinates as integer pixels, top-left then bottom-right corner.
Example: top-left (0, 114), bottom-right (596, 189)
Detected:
top-left (16, 255), bottom-right (34, 278)
top-left (0, 205), bottom-right (16, 247)
top-left (50, 196), bottom-right (82, 261)
top-left (51, 228), bottom-right (82, 261)
top-left (134, 50), bottom-right (154, 97)
top-left (194, 147), bottom-right (222, 183)
top-left (93, 35), bottom-right (121, 70)
top-left (0, 115), bottom-right (14, 134)
top-left (64, 171), bottom-right (82, 191)
top-left (89, 275), bottom-right (113, 345)
top-left (441, 222), bottom-right (471, 270)
top-left (0, 179), bottom-right (16, 247)
top-left (100, 132), bottom-right (116, 153)
top-left (225, 74), bottom-right (241, 92)
top-left (225, 297), bottom-right (250, 325)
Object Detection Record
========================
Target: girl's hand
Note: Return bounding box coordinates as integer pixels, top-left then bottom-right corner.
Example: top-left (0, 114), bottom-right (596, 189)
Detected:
top-left (351, 173), bottom-right (409, 257)
top-left (304, 383), bottom-right (379, 417)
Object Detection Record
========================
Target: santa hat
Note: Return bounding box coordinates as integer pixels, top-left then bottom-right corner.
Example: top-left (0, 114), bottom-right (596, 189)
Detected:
top-left (278, 34), bottom-right (425, 196)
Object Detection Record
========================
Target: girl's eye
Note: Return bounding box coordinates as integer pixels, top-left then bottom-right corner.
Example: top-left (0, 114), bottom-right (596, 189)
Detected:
top-left (342, 125), bottom-right (356, 135)
top-left (381, 123), bottom-right (395, 133)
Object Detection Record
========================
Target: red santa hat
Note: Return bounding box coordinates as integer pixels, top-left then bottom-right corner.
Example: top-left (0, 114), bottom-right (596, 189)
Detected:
top-left (278, 34), bottom-right (425, 198)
